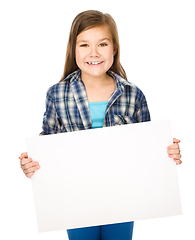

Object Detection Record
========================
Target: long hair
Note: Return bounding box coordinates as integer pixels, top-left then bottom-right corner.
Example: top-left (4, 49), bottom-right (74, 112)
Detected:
top-left (60, 10), bottom-right (127, 82)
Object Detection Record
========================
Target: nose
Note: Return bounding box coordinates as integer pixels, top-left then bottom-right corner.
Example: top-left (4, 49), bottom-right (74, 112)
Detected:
top-left (90, 46), bottom-right (100, 57)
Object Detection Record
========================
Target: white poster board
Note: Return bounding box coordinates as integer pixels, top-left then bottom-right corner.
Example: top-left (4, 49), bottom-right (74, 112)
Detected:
top-left (26, 119), bottom-right (182, 233)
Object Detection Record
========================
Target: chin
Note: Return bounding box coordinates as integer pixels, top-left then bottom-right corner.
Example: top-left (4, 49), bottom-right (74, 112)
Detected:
top-left (84, 70), bottom-right (107, 78)
top-left (83, 66), bottom-right (111, 78)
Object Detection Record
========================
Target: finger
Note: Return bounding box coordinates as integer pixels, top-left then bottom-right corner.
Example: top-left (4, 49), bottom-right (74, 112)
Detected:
top-left (26, 172), bottom-right (35, 178)
top-left (19, 152), bottom-right (28, 159)
top-left (22, 161), bottom-right (39, 170)
top-left (20, 157), bottom-right (33, 166)
top-left (167, 143), bottom-right (179, 149)
top-left (21, 162), bottom-right (40, 172)
top-left (173, 138), bottom-right (180, 143)
top-left (174, 159), bottom-right (182, 165)
top-left (167, 148), bottom-right (180, 155)
top-left (23, 165), bottom-right (40, 174)
top-left (169, 154), bottom-right (182, 160)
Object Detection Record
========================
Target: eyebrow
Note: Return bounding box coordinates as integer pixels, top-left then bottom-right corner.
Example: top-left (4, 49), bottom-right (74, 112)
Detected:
top-left (76, 38), bottom-right (111, 44)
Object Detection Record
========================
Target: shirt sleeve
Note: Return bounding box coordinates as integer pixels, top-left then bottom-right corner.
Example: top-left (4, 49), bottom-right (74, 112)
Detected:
top-left (134, 88), bottom-right (151, 123)
top-left (40, 88), bottom-right (62, 135)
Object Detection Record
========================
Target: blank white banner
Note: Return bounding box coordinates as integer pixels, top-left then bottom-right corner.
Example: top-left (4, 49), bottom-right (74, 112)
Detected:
top-left (26, 119), bottom-right (182, 233)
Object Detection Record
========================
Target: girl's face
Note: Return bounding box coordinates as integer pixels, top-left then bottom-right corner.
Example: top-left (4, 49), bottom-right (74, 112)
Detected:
top-left (75, 25), bottom-right (116, 80)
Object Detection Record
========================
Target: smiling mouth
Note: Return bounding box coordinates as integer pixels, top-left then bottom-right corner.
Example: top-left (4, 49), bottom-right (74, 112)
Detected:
top-left (86, 61), bottom-right (104, 66)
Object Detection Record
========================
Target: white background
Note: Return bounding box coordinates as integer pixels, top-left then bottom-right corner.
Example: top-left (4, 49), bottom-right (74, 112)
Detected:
top-left (0, 0), bottom-right (194, 239)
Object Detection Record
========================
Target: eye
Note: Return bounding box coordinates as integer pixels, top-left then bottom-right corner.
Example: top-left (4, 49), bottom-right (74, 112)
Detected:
top-left (80, 44), bottom-right (89, 47)
top-left (99, 43), bottom-right (107, 47)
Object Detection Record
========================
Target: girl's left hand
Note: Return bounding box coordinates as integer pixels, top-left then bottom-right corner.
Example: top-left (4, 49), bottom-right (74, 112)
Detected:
top-left (167, 138), bottom-right (182, 165)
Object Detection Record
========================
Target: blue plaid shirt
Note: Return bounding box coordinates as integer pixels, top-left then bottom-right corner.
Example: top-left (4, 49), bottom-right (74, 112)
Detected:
top-left (41, 69), bottom-right (150, 135)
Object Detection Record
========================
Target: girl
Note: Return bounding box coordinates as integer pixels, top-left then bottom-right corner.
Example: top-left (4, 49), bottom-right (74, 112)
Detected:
top-left (19, 10), bottom-right (182, 240)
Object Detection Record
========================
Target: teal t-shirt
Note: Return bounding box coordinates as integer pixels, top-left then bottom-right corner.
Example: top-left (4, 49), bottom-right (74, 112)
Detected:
top-left (88, 101), bottom-right (108, 129)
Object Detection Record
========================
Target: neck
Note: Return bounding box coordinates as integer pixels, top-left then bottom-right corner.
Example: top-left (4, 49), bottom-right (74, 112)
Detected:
top-left (81, 72), bottom-right (110, 88)
top-left (80, 71), bottom-right (116, 102)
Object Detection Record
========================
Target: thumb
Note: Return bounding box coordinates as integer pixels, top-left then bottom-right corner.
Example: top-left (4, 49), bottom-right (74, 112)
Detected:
top-left (173, 138), bottom-right (180, 143)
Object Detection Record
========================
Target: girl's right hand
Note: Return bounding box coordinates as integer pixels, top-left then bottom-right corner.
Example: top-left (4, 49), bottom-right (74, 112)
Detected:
top-left (19, 152), bottom-right (40, 178)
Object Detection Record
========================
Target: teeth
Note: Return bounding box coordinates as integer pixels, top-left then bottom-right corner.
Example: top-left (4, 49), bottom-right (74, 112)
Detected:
top-left (88, 62), bottom-right (102, 65)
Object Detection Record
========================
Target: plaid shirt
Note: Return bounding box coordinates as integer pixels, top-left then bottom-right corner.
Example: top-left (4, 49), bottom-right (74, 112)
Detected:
top-left (41, 69), bottom-right (150, 135)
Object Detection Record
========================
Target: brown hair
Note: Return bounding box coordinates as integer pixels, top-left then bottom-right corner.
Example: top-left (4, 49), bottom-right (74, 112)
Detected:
top-left (60, 10), bottom-right (127, 81)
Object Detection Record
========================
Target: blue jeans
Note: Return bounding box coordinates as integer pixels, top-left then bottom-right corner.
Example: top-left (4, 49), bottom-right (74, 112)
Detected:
top-left (67, 222), bottom-right (134, 240)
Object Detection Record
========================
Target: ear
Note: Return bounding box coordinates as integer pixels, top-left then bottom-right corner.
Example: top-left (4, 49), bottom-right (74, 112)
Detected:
top-left (113, 45), bottom-right (117, 56)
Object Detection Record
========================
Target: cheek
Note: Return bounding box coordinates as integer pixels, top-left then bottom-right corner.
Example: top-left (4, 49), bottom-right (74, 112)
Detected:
top-left (75, 50), bottom-right (83, 67)
top-left (106, 49), bottom-right (114, 65)
top-left (75, 48), bottom-right (88, 65)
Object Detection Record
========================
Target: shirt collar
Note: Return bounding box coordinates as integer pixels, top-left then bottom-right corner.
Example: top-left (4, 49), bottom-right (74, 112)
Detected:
top-left (107, 70), bottom-right (135, 90)
top-left (63, 69), bottom-right (134, 90)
